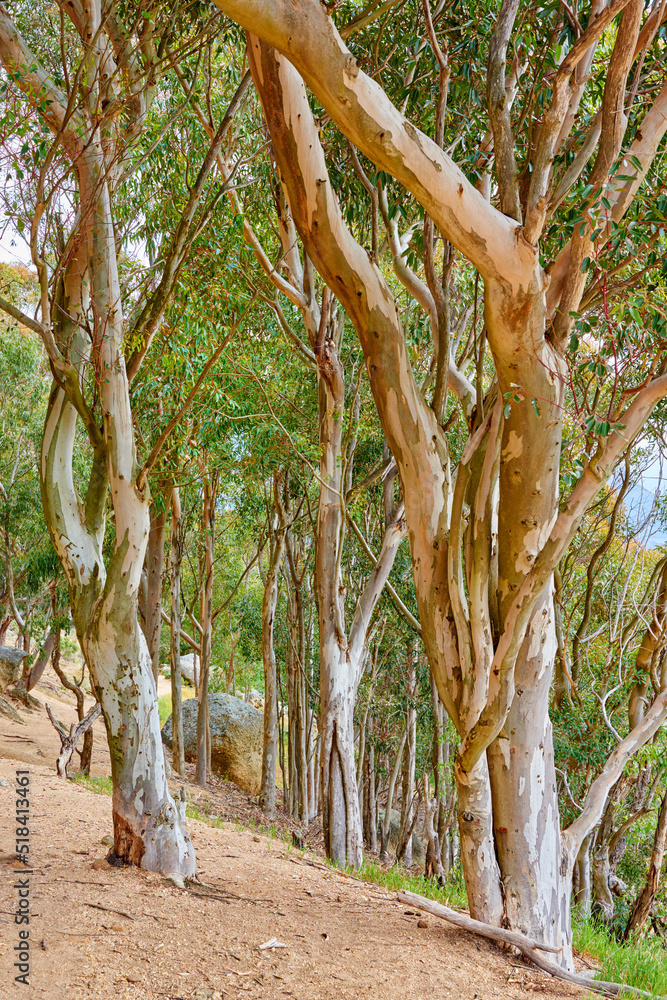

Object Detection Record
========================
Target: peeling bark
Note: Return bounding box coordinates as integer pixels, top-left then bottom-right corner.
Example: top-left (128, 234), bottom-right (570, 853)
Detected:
top-left (213, 4), bottom-right (667, 962)
top-left (0, 4), bottom-right (195, 877)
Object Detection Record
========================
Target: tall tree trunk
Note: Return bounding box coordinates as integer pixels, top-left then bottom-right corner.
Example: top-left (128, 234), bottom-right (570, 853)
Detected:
top-left (143, 501), bottom-right (167, 684)
top-left (286, 592), bottom-right (298, 817)
top-left (285, 531), bottom-right (309, 821)
top-left (40, 246), bottom-right (194, 878)
top-left (424, 773), bottom-right (445, 880)
top-left (362, 733), bottom-right (377, 853)
top-left (259, 473), bottom-right (287, 817)
top-left (487, 588), bottom-right (566, 952)
top-left (380, 732), bottom-right (405, 860)
top-left (592, 843), bottom-right (614, 927)
top-left (0, 0), bottom-right (198, 878)
top-left (197, 473), bottom-right (216, 787)
top-left (625, 790), bottom-right (667, 938)
top-left (169, 487), bottom-right (186, 778)
top-left (315, 299), bottom-right (363, 865)
top-left (574, 833), bottom-right (593, 917)
top-left (398, 640), bottom-right (418, 866)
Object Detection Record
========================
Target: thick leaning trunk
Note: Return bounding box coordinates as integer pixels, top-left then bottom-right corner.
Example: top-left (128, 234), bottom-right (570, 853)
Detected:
top-left (37, 170), bottom-right (195, 877)
top-left (455, 755), bottom-right (504, 924)
top-left (487, 586), bottom-right (570, 960)
top-left (320, 638), bottom-right (363, 865)
top-left (27, 630), bottom-right (56, 691)
top-left (78, 553), bottom-right (194, 874)
top-left (245, 32), bottom-right (662, 959)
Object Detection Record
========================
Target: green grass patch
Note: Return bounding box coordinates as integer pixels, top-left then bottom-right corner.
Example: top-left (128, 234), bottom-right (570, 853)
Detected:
top-left (597, 939), bottom-right (667, 999)
top-left (158, 694), bottom-right (172, 727)
top-left (70, 772), bottom-right (113, 796)
top-left (185, 803), bottom-right (225, 828)
top-left (338, 857), bottom-right (468, 911)
top-left (572, 908), bottom-right (667, 998)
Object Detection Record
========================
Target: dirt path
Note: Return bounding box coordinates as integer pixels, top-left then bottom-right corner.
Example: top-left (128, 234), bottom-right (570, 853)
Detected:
top-left (0, 673), bottom-right (582, 1000)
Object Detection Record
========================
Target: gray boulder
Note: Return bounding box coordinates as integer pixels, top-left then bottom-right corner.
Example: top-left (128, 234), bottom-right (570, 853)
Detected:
top-left (378, 807), bottom-right (424, 861)
top-left (162, 653), bottom-right (219, 686)
top-left (161, 693), bottom-right (263, 795)
top-left (0, 646), bottom-right (29, 694)
top-left (161, 652), bottom-right (197, 685)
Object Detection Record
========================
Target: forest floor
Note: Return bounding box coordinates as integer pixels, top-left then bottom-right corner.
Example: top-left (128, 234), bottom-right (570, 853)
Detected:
top-left (0, 660), bottom-right (586, 1000)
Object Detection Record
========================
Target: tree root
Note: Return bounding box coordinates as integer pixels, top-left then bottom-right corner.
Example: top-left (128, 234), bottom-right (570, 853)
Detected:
top-left (397, 889), bottom-right (662, 1000)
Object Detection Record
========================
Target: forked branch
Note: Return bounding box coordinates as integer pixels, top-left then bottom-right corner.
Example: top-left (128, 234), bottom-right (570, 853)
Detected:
top-left (46, 701), bottom-right (101, 778)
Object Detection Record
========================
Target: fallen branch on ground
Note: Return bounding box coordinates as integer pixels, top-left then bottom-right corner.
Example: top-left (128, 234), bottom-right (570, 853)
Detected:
top-left (397, 890), bottom-right (661, 999)
top-left (45, 701), bottom-right (101, 777)
top-left (83, 902), bottom-right (136, 920)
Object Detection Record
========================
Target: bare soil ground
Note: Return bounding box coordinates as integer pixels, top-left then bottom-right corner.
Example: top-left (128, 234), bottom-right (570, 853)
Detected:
top-left (0, 663), bottom-right (583, 1000)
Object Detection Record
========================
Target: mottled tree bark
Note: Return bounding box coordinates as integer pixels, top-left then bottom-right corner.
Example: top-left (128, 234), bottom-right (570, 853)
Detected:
top-left (214, 0), bottom-right (667, 963)
top-left (0, 4), bottom-right (195, 877)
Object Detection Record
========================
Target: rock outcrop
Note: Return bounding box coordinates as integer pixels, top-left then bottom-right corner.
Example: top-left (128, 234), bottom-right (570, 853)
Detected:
top-left (377, 807), bottom-right (424, 861)
top-left (161, 693), bottom-right (263, 795)
top-left (0, 646), bottom-right (29, 694)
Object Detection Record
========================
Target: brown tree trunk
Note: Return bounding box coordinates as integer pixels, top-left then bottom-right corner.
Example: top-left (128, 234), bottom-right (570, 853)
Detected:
top-left (27, 630), bottom-right (56, 691)
top-left (625, 790), bottom-right (667, 938)
top-left (259, 472), bottom-right (287, 817)
top-left (143, 501), bottom-right (167, 685)
top-left (398, 640), bottom-right (418, 866)
top-left (169, 487), bottom-right (186, 778)
top-left (196, 473), bottom-right (216, 787)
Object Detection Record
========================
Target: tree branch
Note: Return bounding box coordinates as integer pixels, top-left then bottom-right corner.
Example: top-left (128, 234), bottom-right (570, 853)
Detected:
top-left (213, 0), bottom-right (532, 288)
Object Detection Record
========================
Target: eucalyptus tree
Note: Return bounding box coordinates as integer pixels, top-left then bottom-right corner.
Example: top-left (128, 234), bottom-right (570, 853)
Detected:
top-left (552, 448), bottom-right (667, 921)
top-left (180, 87), bottom-right (413, 858)
top-left (211, 0), bottom-right (667, 963)
top-left (0, 0), bottom-right (252, 873)
top-left (0, 261), bottom-right (61, 702)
